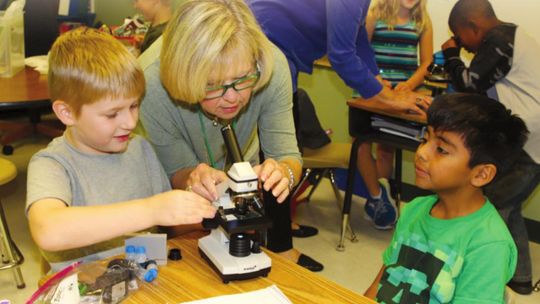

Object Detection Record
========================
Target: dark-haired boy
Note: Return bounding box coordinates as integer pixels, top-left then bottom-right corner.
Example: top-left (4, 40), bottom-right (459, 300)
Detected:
top-left (441, 0), bottom-right (540, 294)
top-left (365, 93), bottom-right (527, 303)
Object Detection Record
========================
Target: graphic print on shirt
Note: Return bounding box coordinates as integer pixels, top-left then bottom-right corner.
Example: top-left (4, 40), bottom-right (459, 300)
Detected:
top-left (377, 234), bottom-right (463, 303)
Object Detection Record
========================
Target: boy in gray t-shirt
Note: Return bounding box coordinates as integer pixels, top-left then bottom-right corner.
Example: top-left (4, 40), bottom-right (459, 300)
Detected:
top-left (26, 28), bottom-right (216, 272)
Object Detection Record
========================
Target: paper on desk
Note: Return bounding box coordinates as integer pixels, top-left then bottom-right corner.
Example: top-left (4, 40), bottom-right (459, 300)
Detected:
top-left (181, 285), bottom-right (292, 304)
top-left (25, 55), bottom-right (49, 74)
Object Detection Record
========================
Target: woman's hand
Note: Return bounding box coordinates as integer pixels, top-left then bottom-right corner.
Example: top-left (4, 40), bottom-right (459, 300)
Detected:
top-left (186, 163), bottom-right (228, 201)
top-left (150, 190), bottom-right (216, 226)
top-left (253, 158), bottom-right (291, 203)
top-left (392, 90), bottom-right (432, 118)
top-left (376, 75), bottom-right (392, 88)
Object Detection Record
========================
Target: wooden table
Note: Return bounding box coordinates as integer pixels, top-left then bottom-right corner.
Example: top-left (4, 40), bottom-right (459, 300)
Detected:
top-left (123, 231), bottom-right (375, 303)
top-left (0, 67), bottom-right (62, 155)
top-left (0, 67), bottom-right (49, 106)
top-left (337, 98), bottom-right (427, 251)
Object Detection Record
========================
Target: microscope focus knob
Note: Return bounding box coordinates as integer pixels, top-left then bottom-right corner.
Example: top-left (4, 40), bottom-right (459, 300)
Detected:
top-left (251, 240), bottom-right (262, 254)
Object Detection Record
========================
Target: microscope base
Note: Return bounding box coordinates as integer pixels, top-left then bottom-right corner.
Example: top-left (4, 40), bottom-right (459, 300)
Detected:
top-left (198, 229), bottom-right (271, 284)
top-left (199, 249), bottom-right (271, 284)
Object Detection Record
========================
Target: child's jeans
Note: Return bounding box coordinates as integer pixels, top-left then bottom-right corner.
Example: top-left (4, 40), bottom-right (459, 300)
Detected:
top-left (484, 150), bottom-right (540, 283)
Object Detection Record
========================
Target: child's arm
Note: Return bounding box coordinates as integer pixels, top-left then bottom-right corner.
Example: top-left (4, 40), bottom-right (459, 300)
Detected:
top-left (365, 11), bottom-right (377, 42)
top-left (28, 190), bottom-right (216, 252)
top-left (364, 265), bottom-right (386, 299)
top-left (441, 32), bottom-right (513, 93)
top-left (395, 17), bottom-right (433, 92)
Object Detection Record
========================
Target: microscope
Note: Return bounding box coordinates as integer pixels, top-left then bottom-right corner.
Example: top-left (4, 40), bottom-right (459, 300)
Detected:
top-left (424, 51), bottom-right (451, 96)
top-left (198, 125), bottom-right (272, 283)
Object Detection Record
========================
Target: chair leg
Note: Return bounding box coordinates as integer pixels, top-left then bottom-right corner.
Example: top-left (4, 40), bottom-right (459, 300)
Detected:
top-left (305, 168), bottom-right (328, 201)
top-left (533, 278), bottom-right (540, 292)
top-left (0, 200), bottom-right (25, 288)
top-left (292, 168), bottom-right (312, 198)
top-left (328, 170), bottom-right (357, 243)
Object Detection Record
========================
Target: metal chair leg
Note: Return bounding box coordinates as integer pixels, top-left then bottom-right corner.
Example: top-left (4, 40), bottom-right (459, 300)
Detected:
top-left (533, 278), bottom-right (540, 292)
top-left (0, 200), bottom-right (25, 289)
top-left (328, 170), bottom-right (357, 243)
top-left (305, 168), bottom-right (327, 201)
top-left (291, 168), bottom-right (313, 199)
top-left (338, 138), bottom-right (361, 251)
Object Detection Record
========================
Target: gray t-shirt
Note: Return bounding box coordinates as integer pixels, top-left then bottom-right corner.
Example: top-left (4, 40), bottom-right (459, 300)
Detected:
top-left (26, 134), bottom-right (171, 270)
top-left (140, 44), bottom-right (301, 177)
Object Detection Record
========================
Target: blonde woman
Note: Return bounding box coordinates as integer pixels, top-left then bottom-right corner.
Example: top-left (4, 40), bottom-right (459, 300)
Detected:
top-left (140, 0), bottom-right (323, 272)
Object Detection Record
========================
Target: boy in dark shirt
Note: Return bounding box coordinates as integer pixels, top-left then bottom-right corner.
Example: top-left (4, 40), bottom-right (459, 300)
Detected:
top-left (441, 0), bottom-right (540, 294)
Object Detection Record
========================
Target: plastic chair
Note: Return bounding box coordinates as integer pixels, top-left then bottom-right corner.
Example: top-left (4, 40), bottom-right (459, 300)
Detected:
top-left (0, 157), bottom-right (25, 288)
top-left (292, 142), bottom-right (359, 251)
top-left (0, 110), bottom-right (64, 155)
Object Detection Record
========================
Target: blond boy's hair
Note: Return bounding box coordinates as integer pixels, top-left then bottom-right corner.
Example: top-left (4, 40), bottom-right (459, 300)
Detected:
top-left (160, 0), bottom-right (274, 104)
top-left (48, 27), bottom-right (145, 117)
top-left (370, 0), bottom-right (429, 31)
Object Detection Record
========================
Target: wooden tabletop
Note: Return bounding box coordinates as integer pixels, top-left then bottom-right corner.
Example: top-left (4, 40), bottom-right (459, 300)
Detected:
top-left (122, 231), bottom-right (375, 304)
top-left (0, 67), bottom-right (49, 105)
top-left (348, 97), bottom-right (427, 124)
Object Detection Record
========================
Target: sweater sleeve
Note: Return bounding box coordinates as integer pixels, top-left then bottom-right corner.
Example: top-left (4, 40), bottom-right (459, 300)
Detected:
top-left (257, 46), bottom-right (302, 163)
top-left (444, 26), bottom-right (514, 94)
top-left (326, 0), bottom-right (382, 98)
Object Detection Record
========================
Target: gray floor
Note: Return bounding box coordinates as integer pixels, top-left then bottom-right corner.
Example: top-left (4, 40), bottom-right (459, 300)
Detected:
top-left (1, 138), bottom-right (539, 303)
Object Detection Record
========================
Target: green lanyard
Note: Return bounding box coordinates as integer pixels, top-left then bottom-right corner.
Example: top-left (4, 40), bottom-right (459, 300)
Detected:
top-left (197, 110), bottom-right (237, 169)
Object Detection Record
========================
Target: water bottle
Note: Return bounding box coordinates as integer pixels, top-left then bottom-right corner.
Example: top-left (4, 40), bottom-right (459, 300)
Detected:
top-left (134, 246), bottom-right (147, 264)
top-left (125, 245), bottom-right (136, 262)
top-left (135, 260), bottom-right (158, 283)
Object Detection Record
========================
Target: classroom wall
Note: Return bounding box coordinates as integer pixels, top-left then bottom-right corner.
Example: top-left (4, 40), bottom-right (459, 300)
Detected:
top-left (94, 0), bottom-right (184, 26)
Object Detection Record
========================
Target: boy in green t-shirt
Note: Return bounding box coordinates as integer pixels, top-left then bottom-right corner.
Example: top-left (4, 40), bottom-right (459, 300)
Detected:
top-left (365, 93), bottom-right (528, 303)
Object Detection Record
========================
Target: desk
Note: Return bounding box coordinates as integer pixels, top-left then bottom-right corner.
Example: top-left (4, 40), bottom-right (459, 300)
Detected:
top-left (337, 98), bottom-right (426, 251)
top-left (0, 67), bottom-right (62, 155)
top-left (93, 231), bottom-right (375, 303)
top-left (0, 67), bottom-right (49, 104)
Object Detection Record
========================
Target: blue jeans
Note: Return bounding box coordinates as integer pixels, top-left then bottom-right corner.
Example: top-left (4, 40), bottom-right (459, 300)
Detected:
top-left (484, 150), bottom-right (540, 283)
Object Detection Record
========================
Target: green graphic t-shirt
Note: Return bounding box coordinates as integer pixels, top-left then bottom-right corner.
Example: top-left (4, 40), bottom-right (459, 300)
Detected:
top-left (378, 195), bottom-right (516, 303)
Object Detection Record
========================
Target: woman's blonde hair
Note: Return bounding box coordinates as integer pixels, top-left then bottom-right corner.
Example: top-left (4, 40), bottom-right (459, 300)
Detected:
top-left (370, 0), bottom-right (429, 31)
top-left (48, 27), bottom-right (145, 117)
top-left (160, 0), bottom-right (274, 104)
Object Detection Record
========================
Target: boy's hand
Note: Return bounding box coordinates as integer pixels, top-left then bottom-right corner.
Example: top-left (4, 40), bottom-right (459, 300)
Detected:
top-left (152, 190), bottom-right (216, 226)
top-left (186, 163), bottom-right (228, 201)
top-left (253, 158), bottom-right (290, 203)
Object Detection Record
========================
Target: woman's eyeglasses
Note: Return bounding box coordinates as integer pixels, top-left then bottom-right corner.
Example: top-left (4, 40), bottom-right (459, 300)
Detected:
top-left (204, 69), bottom-right (260, 100)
